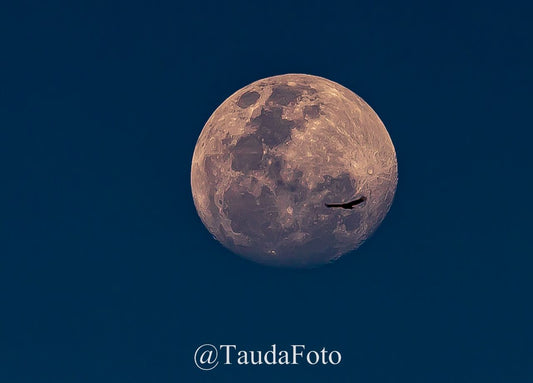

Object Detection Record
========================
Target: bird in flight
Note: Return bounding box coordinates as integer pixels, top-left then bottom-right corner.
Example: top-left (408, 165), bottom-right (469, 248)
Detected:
top-left (325, 196), bottom-right (367, 209)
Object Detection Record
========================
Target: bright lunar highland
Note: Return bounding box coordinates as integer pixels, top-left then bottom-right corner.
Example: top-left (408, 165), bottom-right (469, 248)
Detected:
top-left (191, 74), bottom-right (397, 268)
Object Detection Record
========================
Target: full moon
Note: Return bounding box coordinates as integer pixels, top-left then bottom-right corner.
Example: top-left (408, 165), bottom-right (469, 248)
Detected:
top-left (191, 74), bottom-right (398, 268)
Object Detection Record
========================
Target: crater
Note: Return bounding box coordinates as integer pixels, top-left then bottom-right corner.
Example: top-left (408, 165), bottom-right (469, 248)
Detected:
top-left (237, 91), bottom-right (260, 108)
top-left (222, 134), bottom-right (233, 146)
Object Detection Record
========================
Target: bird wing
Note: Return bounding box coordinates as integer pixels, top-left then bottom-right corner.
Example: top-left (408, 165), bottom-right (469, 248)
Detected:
top-left (349, 197), bottom-right (366, 206)
top-left (325, 202), bottom-right (344, 207)
top-left (325, 197), bottom-right (366, 209)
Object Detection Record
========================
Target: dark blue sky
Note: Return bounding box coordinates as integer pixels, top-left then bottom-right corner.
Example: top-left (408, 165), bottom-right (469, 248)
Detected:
top-left (1, 1), bottom-right (532, 382)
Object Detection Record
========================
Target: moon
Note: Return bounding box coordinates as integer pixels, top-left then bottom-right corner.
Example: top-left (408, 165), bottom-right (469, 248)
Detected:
top-left (191, 74), bottom-right (397, 268)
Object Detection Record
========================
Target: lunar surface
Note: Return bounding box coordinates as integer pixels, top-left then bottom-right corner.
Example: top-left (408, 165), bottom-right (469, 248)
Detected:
top-left (191, 74), bottom-right (397, 268)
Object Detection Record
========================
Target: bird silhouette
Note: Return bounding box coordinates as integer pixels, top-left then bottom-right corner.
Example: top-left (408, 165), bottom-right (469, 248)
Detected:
top-left (325, 196), bottom-right (366, 209)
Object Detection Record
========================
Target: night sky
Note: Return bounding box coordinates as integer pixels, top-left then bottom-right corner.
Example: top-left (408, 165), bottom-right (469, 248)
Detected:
top-left (1, 1), bottom-right (532, 382)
